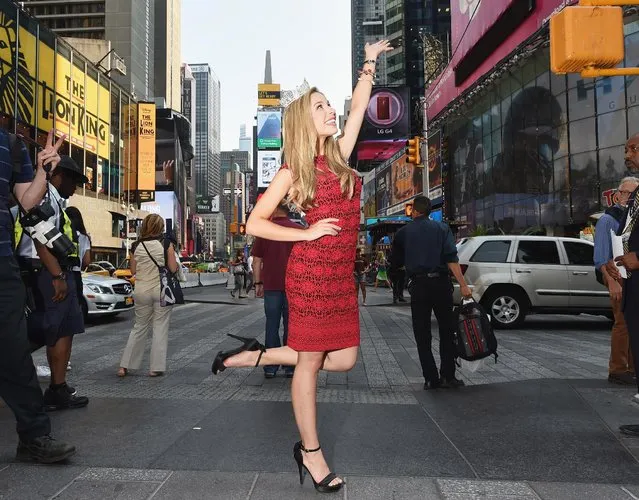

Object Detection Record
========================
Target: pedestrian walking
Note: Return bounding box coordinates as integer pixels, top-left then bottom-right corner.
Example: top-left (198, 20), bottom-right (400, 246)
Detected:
top-left (594, 176), bottom-right (638, 385)
top-left (252, 203), bottom-right (298, 378)
top-left (1, 128), bottom-right (76, 462)
top-left (118, 214), bottom-right (179, 377)
top-left (245, 253), bottom-right (254, 294)
top-left (391, 195), bottom-right (473, 390)
top-left (15, 154), bottom-right (89, 411)
top-left (374, 251), bottom-right (392, 290)
top-left (229, 250), bottom-right (247, 298)
top-left (210, 40), bottom-right (393, 493)
top-left (354, 247), bottom-right (368, 305)
top-left (608, 134), bottom-right (639, 436)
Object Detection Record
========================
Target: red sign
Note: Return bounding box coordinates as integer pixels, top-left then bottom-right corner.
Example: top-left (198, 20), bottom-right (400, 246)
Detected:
top-left (427, 0), bottom-right (578, 120)
top-left (602, 189), bottom-right (620, 208)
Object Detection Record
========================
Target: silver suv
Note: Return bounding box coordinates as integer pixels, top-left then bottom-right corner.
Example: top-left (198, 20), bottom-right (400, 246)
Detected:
top-left (452, 236), bottom-right (610, 328)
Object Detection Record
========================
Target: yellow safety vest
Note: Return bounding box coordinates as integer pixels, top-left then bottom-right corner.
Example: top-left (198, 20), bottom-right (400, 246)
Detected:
top-left (14, 206), bottom-right (79, 260)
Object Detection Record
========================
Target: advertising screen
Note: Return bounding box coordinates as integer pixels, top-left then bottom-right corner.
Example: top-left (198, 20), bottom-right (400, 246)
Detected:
top-left (257, 110), bottom-right (282, 149)
top-left (362, 170), bottom-right (377, 218)
top-left (376, 165), bottom-right (392, 213)
top-left (258, 84), bottom-right (281, 107)
top-left (358, 87), bottom-right (410, 142)
top-left (390, 154), bottom-right (423, 206)
top-left (257, 150), bottom-right (282, 188)
top-left (428, 131), bottom-right (442, 191)
top-left (137, 102), bottom-right (156, 195)
top-left (196, 195), bottom-right (220, 214)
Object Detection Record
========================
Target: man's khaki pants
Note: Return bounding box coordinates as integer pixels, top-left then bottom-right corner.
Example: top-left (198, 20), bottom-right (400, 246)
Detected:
top-left (610, 294), bottom-right (634, 375)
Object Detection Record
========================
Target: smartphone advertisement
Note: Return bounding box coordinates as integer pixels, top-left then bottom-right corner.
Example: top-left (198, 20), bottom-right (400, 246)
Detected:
top-left (257, 111), bottom-right (282, 149)
top-left (257, 150), bottom-right (282, 188)
top-left (358, 86), bottom-right (410, 142)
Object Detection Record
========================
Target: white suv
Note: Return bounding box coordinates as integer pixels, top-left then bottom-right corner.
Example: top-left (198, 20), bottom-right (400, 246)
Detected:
top-left (453, 236), bottom-right (611, 328)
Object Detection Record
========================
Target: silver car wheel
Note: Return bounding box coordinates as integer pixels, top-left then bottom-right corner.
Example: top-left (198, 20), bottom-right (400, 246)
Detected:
top-left (491, 296), bottom-right (520, 325)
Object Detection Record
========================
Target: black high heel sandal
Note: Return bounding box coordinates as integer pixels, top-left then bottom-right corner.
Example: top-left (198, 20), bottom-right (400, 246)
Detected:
top-left (211, 334), bottom-right (265, 374)
top-left (293, 441), bottom-right (343, 493)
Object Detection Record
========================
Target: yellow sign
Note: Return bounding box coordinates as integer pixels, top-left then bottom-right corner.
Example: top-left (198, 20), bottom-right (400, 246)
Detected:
top-left (0, 12), bottom-right (111, 159)
top-left (258, 83), bottom-right (281, 106)
top-left (137, 102), bottom-right (156, 192)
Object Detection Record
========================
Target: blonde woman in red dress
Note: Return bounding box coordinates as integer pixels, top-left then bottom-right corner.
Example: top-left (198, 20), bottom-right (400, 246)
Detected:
top-left (212, 40), bottom-right (392, 494)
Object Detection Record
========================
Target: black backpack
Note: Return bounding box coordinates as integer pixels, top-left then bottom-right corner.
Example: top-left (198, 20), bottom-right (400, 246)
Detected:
top-left (595, 204), bottom-right (625, 285)
top-left (453, 299), bottom-right (498, 362)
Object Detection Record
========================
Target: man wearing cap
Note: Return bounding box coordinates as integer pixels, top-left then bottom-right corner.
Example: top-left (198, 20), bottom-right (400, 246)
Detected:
top-left (14, 154), bottom-right (89, 412)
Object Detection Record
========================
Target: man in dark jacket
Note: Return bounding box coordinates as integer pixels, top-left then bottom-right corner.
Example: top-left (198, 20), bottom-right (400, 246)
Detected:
top-left (391, 195), bottom-right (472, 390)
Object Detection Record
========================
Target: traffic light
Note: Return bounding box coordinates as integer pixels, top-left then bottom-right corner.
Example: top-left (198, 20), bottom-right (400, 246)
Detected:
top-left (406, 136), bottom-right (421, 166)
top-left (550, 4), bottom-right (624, 76)
top-left (229, 222), bottom-right (238, 234)
top-left (238, 224), bottom-right (246, 236)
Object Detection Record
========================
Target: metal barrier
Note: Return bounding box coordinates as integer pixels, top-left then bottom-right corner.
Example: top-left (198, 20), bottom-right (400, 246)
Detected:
top-left (181, 272), bottom-right (230, 289)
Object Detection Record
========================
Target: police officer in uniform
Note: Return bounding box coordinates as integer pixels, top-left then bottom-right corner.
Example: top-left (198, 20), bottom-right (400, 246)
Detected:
top-left (391, 196), bottom-right (472, 389)
top-left (15, 155), bottom-right (89, 411)
top-left (0, 129), bottom-right (75, 462)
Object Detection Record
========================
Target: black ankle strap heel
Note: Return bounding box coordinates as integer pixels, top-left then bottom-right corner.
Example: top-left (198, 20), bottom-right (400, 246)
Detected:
top-left (293, 441), bottom-right (343, 493)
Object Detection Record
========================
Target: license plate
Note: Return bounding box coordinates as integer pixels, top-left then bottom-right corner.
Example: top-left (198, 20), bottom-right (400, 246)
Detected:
top-left (125, 297), bottom-right (134, 305)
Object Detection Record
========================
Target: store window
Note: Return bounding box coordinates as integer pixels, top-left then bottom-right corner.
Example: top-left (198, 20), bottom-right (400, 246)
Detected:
top-left (599, 146), bottom-right (626, 191)
top-left (597, 110), bottom-right (626, 150)
top-left (569, 118), bottom-right (596, 154)
top-left (570, 151), bottom-right (599, 221)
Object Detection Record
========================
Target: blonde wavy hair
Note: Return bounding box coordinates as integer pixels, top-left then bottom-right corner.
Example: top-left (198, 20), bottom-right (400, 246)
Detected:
top-left (140, 214), bottom-right (164, 239)
top-left (283, 87), bottom-right (355, 210)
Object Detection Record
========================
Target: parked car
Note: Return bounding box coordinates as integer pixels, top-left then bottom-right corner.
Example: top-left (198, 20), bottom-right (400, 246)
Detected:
top-left (84, 263), bottom-right (111, 277)
top-left (81, 274), bottom-right (135, 320)
top-left (452, 235), bottom-right (611, 329)
top-left (93, 260), bottom-right (116, 274)
top-left (112, 258), bottom-right (135, 286)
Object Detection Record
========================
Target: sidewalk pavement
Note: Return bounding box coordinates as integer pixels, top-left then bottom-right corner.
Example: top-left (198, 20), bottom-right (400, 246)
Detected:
top-left (2, 284), bottom-right (639, 499)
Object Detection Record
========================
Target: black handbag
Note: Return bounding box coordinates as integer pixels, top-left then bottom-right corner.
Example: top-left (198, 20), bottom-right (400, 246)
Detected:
top-left (141, 241), bottom-right (184, 307)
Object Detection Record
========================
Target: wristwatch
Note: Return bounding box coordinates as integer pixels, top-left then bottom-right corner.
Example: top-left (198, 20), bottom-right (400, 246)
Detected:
top-left (52, 272), bottom-right (66, 281)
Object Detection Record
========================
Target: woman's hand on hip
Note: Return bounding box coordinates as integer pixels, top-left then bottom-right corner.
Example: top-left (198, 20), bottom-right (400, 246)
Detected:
top-left (304, 218), bottom-right (341, 241)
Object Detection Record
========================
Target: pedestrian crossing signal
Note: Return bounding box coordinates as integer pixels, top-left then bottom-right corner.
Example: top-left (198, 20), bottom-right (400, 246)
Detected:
top-left (406, 136), bottom-right (421, 166)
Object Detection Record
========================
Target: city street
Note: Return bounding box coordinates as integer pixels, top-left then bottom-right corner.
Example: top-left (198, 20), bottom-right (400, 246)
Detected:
top-left (2, 284), bottom-right (639, 499)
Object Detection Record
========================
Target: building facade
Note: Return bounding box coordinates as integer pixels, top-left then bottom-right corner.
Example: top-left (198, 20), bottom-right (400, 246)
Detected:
top-left (22, 0), bottom-right (156, 101)
top-left (220, 151), bottom-right (249, 243)
top-left (191, 64), bottom-right (221, 199)
top-left (351, 0), bottom-right (388, 87)
top-left (199, 212), bottom-right (225, 257)
top-left (426, 1), bottom-right (639, 238)
top-left (154, 0), bottom-right (181, 112)
top-left (238, 124), bottom-right (252, 171)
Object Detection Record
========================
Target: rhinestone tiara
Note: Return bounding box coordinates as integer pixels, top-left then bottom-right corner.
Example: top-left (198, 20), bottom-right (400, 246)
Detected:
top-left (280, 79), bottom-right (311, 108)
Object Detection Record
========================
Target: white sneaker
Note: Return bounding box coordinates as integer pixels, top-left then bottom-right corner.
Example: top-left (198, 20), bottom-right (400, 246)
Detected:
top-left (632, 393), bottom-right (639, 405)
top-left (36, 365), bottom-right (51, 377)
top-left (362, 301), bottom-right (367, 306)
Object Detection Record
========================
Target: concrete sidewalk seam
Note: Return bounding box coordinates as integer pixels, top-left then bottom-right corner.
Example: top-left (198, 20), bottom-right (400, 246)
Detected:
top-left (146, 470), bottom-right (174, 500)
top-left (245, 472), bottom-right (259, 500)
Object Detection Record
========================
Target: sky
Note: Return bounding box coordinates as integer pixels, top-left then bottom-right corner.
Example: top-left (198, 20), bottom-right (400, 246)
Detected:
top-left (181, 0), bottom-right (353, 151)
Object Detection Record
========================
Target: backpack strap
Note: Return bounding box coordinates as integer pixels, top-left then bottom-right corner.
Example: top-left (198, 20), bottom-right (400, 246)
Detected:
top-left (140, 241), bottom-right (163, 270)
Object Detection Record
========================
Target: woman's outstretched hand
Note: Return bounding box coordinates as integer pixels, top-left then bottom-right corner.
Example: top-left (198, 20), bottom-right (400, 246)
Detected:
top-left (305, 218), bottom-right (342, 241)
top-left (364, 40), bottom-right (393, 61)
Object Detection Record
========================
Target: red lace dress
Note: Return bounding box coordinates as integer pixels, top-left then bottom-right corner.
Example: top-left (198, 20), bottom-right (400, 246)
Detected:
top-left (285, 156), bottom-right (362, 351)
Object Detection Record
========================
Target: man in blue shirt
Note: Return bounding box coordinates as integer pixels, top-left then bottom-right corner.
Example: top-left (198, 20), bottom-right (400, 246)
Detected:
top-left (0, 129), bottom-right (76, 463)
top-left (594, 177), bottom-right (639, 385)
top-left (391, 196), bottom-right (472, 390)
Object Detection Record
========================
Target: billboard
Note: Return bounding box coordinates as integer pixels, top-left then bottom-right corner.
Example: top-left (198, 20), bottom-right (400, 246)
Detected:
top-left (358, 87), bottom-right (410, 142)
top-left (137, 102), bottom-right (156, 197)
top-left (257, 150), bottom-right (281, 188)
top-left (376, 165), bottom-right (392, 214)
top-left (390, 154), bottom-right (423, 206)
top-left (258, 84), bottom-right (281, 107)
top-left (257, 110), bottom-right (282, 149)
top-left (427, 0), bottom-right (578, 120)
top-left (2, 14), bottom-right (111, 158)
top-left (362, 170), bottom-right (376, 218)
top-left (196, 195), bottom-right (220, 214)
top-left (427, 131), bottom-right (442, 193)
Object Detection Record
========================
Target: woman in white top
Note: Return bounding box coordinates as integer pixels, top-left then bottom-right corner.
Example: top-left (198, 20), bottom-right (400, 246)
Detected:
top-left (118, 214), bottom-right (178, 377)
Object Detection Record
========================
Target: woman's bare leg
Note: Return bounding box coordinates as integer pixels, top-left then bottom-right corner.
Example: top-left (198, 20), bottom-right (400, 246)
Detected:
top-left (223, 345), bottom-right (358, 373)
top-left (292, 352), bottom-right (343, 487)
top-left (360, 282), bottom-right (367, 303)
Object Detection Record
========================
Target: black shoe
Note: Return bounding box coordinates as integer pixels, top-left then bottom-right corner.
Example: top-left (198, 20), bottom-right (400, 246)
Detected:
top-left (16, 435), bottom-right (76, 464)
top-left (440, 377), bottom-right (465, 388)
top-left (608, 373), bottom-right (635, 385)
top-left (293, 441), bottom-right (344, 493)
top-left (620, 424), bottom-right (639, 437)
top-left (211, 334), bottom-right (266, 374)
top-left (43, 384), bottom-right (89, 411)
top-left (66, 384), bottom-right (77, 396)
top-left (393, 299), bottom-right (397, 304)
top-left (398, 297), bottom-right (406, 302)
top-left (423, 380), bottom-right (441, 390)
top-left (230, 291), bottom-right (236, 298)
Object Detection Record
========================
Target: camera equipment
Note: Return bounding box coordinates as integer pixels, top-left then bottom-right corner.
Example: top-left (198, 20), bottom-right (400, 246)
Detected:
top-left (18, 201), bottom-right (75, 261)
